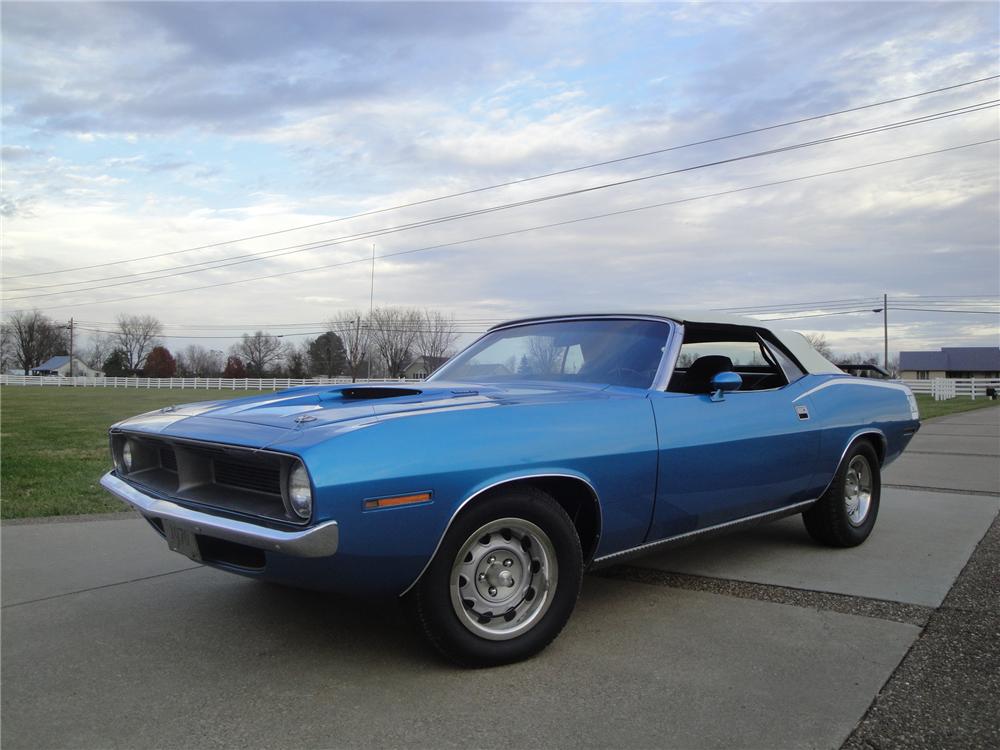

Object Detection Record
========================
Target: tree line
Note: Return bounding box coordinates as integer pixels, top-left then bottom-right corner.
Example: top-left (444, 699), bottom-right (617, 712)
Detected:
top-left (1, 308), bottom-right (460, 380)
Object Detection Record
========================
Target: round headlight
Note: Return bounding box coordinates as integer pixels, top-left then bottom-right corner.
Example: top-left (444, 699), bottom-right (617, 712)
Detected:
top-left (288, 463), bottom-right (312, 520)
top-left (122, 440), bottom-right (134, 472)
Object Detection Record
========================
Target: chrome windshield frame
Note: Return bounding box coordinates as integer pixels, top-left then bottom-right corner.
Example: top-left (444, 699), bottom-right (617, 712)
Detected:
top-left (427, 314), bottom-right (683, 392)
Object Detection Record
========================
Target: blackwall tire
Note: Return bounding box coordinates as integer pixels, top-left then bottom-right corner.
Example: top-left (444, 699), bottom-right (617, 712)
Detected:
top-left (803, 440), bottom-right (881, 548)
top-left (406, 486), bottom-right (583, 667)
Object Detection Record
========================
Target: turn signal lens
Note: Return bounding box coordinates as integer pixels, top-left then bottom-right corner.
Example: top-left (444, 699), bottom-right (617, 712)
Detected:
top-left (288, 463), bottom-right (312, 519)
top-left (363, 492), bottom-right (432, 510)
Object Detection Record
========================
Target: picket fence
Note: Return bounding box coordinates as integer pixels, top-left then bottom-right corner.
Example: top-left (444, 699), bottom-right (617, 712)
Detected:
top-left (0, 374), bottom-right (420, 390)
top-left (2, 374), bottom-right (998, 400)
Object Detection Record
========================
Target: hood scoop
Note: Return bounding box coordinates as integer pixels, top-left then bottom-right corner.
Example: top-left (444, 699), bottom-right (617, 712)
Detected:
top-left (331, 386), bottom-right (423, 400)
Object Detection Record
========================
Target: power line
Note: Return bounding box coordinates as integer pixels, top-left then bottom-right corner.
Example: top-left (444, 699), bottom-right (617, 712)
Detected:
top-left (717, 298), bottom-right (883, 313)
top-left (7, 138), bottom-right (996, 314)
top-left (4, 74), bottom-right (998, 282)
top-left (756, 309), bottom-right (885, 321)
top-left (890, 307), bottom-right (1000, 314)
top-left (6, 101), bottom-right (997, 302)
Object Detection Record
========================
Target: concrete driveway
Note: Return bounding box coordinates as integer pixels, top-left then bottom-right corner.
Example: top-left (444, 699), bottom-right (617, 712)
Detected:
top-left (3, 406), bottom-right (998, 749)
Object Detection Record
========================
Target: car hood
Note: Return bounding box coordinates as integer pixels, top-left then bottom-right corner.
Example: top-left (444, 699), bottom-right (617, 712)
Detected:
top-left (115, 381), bottom-right (631, 438)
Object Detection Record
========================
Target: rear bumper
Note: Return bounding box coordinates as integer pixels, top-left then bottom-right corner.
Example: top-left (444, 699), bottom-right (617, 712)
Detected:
top-left (100, 472), bottom-right (339, 558)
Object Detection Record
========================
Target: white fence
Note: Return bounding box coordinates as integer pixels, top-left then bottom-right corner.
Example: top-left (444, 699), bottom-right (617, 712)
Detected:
top-left (899, 378), bottom-right (1000, 400)
top-left (0, 374), bottom-right (420, 390)
top-left (2, 374), bottom-right (998, 400)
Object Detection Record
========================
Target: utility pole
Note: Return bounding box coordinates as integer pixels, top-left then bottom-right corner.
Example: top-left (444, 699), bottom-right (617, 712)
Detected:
top-left (367, 242), bottom-right (375, 381)
top-left (883, 293), bottom-right (889, 373)
top-left (354, 316), bottom-right (361, 383)
top-left (67, 318), bottom-right (74, 378)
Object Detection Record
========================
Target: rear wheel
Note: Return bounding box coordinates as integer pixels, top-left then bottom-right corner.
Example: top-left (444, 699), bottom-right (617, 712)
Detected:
top-left (803, 441), bottom-right (881, 547)
top-left (406, 486), bottom-right (583, 667)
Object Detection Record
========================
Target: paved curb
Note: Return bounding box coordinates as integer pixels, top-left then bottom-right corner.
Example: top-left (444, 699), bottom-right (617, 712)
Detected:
top-left (842, 514), bottom-right (1000, 750)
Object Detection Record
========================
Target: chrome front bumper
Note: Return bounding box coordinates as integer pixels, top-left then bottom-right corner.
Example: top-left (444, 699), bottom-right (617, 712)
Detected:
top-left (100, 472), bottom-right (339, 558)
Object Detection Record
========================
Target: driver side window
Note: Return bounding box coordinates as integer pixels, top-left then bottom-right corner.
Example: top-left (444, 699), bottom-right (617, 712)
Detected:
top-left (668, 325), bottom-right (803, 394)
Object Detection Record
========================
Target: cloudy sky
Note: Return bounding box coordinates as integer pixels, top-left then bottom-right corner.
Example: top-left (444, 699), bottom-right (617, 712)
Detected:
top-left (2, 1), bottom-right (998, 357)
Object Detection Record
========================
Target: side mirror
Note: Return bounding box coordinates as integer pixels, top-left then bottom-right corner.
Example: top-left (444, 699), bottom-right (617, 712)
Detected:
top-left (709, 371), bottom-right (742, 402)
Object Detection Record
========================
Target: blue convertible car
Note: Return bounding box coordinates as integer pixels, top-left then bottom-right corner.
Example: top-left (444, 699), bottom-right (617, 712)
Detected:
top-left (102, 312), bottom-right (920, 665)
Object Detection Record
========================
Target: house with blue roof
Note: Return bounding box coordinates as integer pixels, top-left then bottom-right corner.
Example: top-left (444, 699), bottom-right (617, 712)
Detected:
top-left (898, 347), bottom-right (1000, 380)
top-left (30, 356), bottom-right (103, 377)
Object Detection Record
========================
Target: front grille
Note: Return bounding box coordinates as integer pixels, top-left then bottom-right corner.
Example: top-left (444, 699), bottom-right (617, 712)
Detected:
top-left (112, 433), bottom-right (303, 525)
top-left (160, 446), bottom-right (177, 472)
top-left (214, 459), bottom-right (281, 495)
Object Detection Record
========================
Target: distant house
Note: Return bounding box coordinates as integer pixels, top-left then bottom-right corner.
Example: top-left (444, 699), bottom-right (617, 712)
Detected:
top-left (30, 356), bottom-right (103, 378)
top-left (402, 355), bottom-right (449, 380)
top-left (898, 347), bottom-right (1000, 380)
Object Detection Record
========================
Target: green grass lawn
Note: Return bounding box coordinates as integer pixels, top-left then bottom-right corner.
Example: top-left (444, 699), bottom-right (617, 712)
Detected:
top-left (0, 387), bottom-right (272, 519)
top-left (914, 393), bottom-right (1000, 420)
top-left (1, 386), bottom-right (996, 520)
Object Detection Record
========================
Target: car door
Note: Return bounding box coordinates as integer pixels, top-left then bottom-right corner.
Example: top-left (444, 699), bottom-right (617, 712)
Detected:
top-left (645, 335), bottom-right (822, 541)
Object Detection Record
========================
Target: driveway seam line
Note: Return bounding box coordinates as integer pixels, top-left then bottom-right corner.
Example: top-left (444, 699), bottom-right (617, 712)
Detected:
top-left (883, 483), bottom-right (1000, 497)
top-left (593, 566), bottom-right (934, 626)
top-left (2, 566), bottom-right (203, 610)
top-left (903, 450), bottom-right (999, 458)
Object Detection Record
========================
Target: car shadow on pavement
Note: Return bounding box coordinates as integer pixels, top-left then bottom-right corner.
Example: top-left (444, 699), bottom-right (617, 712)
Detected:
top-left (171, 572), bottom-right (449, 671)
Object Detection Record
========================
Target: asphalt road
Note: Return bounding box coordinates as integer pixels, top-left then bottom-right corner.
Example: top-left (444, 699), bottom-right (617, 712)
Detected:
top-left (2, 406), bottom-right (998, 749)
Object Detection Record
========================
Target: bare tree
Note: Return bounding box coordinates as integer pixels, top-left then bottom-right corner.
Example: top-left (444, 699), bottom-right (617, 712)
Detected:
top-left (114, 314), bottom-right (162, 372)
top-left (5, 310), bottom-right (68, 374)
top-left (0, 323), bottom-right (14, 373)
top-left (414, 310), bottom-right (458, 371)
top-left (234, 330), bottom-right (284, 376)
top-left (369, 307), bottom-right (421, 378)
top-left (83, 332), bottom-right (115, 371)
top-left (176, 345), bottom-right (224, 377)
top-left (803, 333), bottom-right (833, 360)
top-left (328, 310), bottom-right (371, 382)
top-left (283, 341), bottom-right (310, 378)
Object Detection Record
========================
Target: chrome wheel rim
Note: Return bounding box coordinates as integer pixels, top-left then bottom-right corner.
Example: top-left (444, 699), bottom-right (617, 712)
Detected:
top-left (844, 455), bottom-right (873, 526)
top-left (449, 517), bottom-right (558, 641)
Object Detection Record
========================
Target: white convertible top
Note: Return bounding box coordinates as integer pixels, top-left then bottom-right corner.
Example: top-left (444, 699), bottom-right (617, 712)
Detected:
top-left (492, 311), bottom-right (844, 375)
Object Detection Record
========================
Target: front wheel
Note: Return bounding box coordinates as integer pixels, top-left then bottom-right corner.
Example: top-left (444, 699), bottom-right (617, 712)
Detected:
top-left (803, 440), bottom-right (881, 547)
top-left (406, 486), bottom-right (583, 667)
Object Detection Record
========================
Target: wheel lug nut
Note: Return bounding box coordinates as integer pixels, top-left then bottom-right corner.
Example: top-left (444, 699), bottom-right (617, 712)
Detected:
top-left (478, 573), bottom-right (487, 581)
top-left (488, 586), bottom-right (497, 596)
top-left (503, 558), bottom-right (513, 567)
top-left (487, 556), bottom-right (496, 564)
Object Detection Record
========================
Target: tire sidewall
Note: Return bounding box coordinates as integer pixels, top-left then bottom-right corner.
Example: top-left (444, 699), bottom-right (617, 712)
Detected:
top-left (831, 441), bottom-right (881, 544)
top-left (415, 488), bottom-right (583, 667)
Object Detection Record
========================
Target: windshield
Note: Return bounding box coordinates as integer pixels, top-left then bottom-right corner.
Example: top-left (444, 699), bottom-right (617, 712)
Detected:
top-left (429, 318), bottom-right (672, 389)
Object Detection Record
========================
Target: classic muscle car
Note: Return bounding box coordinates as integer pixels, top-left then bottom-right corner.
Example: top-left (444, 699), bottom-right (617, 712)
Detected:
top-left (102, 312), bottom-right (920, 666)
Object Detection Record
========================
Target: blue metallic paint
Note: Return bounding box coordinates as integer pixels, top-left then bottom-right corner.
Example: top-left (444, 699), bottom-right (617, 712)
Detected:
top-left (106, 330), bottom-right (919, 598)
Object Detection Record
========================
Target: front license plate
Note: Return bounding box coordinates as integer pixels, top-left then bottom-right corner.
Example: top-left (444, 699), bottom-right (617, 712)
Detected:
top-left (163, 521), bottom-right (202, 562)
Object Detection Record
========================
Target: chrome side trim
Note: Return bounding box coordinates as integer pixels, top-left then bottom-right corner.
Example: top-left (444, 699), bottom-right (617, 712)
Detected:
top-left (816, 429), bottom-right (887, 498)
top-left (100, 472), bottom-right (339, 558)
top-left (485, 313), bottom-right (678, 333)
top-left (589, 499), bottom-right (817, 568)
top-left (398, 472), bottom-right (602, 597)
top-left (652, 321), bottom-right (684, 391)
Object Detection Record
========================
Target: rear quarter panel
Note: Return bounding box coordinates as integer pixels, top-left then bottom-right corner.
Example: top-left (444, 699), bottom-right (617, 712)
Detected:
top-left (798, 376), bottom-right (919, 495)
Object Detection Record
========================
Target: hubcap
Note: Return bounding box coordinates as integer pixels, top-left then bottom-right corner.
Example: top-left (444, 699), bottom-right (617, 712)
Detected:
top-left (449, 517), bottom-right (558, 641)
top-left (844, 455), bottom-right (873, 526)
